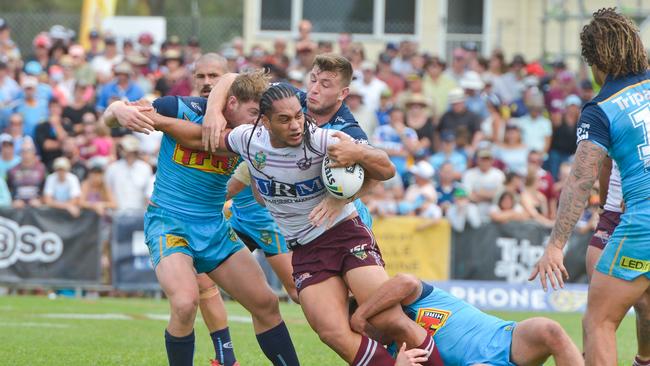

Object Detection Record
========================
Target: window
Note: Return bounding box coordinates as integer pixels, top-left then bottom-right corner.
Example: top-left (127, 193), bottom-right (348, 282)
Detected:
top-left (258, 0), bottom-right (417, 36)
top-left (447, 0), bottom-right (483, 34)
top-left (385, 0), bottom-right (415, 34)
top-left (260, 0), bottom-right (292, 31)
top-left (303, 0), bottom-right (374, 34)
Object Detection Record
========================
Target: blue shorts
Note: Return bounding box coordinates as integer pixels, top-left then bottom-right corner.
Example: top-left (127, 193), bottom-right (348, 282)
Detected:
top-left (144, 205), bottom-right (245, 273)
top-left (229, 214), bottom-right (288, 256)
top-left (596, 200), bottom-right (650, 281)
top-left (460, 321), bottom-right (517, 366)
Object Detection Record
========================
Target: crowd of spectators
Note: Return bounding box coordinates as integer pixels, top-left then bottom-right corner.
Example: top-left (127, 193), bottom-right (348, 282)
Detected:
top-left (0, 17), bottom-right (599, 234)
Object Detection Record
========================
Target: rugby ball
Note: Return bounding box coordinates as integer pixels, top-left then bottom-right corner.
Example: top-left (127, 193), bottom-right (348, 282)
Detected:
top-left (322, 155), bottom-right (364, 199)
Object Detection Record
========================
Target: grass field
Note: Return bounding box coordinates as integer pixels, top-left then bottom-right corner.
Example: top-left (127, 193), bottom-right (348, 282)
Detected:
top-left (0, 295), bottom-right (638, 365)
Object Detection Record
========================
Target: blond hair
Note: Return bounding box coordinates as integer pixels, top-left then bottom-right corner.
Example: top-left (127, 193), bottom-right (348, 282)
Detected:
top-left (227, 69), bottom-right (270, 103)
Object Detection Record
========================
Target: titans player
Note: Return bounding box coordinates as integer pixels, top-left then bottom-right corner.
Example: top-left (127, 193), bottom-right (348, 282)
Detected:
top-left (351, 274), bottom-right (583, 365)
top-left (103, 71), bottom-right (299, 366)
top-left (530, 8), bottom-right (650, 365)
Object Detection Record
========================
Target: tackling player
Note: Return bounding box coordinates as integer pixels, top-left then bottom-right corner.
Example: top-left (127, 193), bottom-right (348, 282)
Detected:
top-left (103, 70), bottom-right (299, 366)
top-left (155, 82), bottom-right (444, 365)
top-left (350, 273), bottom-right (583, 366)
top-left (530, 8), bottom-right (650, 365)
top-left (587, 160), bottom-right (650, 366)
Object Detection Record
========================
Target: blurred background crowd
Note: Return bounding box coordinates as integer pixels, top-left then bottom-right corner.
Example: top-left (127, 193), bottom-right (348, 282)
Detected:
top-left (0, 16), bottom-right (600, 241)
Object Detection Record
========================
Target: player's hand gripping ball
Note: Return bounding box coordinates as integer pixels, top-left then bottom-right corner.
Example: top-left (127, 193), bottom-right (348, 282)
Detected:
top-left (322, 155), bottom-right (364, 199)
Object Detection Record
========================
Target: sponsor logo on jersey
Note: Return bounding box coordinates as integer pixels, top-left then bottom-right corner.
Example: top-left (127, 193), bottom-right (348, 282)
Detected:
top-left (260, 230), bottom-right (273, 245)
top-left (172, 145), bottom-right (240, 174)
top-left (254, 176), bottom-right (325, 197)
top-left (165, 234), bottom-right (188, 248)
top-left (294, 272), bottom-right (312, 289)
top-left (253, 151), bottom-right (267, 170)
top-left (620, 256), bottom-right (650, 272)
top-left (350, 244), bottom-right (368, 260)
top-left (228, 228), bottom-right (238, 243)
top-left (190, 101), bottom-right (202, 113)
top-left (415, 308), bottom-right (451, 336)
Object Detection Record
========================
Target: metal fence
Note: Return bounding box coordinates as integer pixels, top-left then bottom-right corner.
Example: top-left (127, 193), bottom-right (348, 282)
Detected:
top-left (3, 12), bottom-right (243, 56)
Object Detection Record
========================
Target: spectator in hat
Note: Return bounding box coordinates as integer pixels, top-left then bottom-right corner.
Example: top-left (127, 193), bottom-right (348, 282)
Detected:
top-left (546, 94), bottom-right (580, 180)
top-left (351, 60), bottom-right (388, 113)
top-left (21, 60), bottom-right (54, 104)
top-left (345, 85), bottom-right (377, 137)
top-left (460, 71), bottom-right (488, 120)
top-left (481, 92), bottom-right (506, 142)
top-left (8, 138), bottom-right (45, 208)
top-left (155, 49), bottom-right (191, 96)
top-left (91, 35), bottom-right (123, 84)
top-left (429, 131), bottom-right (467, 179)
top-left (69, 44), bottom-right (95, 86)
top-left (422, 56), bottom-right (457, 115)
top-left (14, 76), bottom-right (49, 139)
top-left (105, 135), bottom-right (152, 211)
top-left (493, 123), bottom-right (528, 176)
top-left (0, 133), bottom-right (20, 180)
top-left (445, 48), bottom-right (468, 83)
top-left (512, 92), bottom-right (552, 154)
top-left (34, 99), bottom-right (67, 170)
top-left (493, 54), bottom-right (526, 104)
top-left (404, 93), bottom-right (435, 155)
top-left (86, 30), bottom-right (102, 61)
top-left (446, 187), bottom-right (482, 231)
top-left (578, 79), bottom-right (594, 105)
top-left (43, 156), bottom-right (81, 217)
top-left (184, 36), bottom-right (202, 64)
top-left (96, 62), bottom-right (144, 112)
top-left (373, 107), bottom-right (419, 185)
top-left (435, 162), bottom-right (461, 213)
top-left (398, 160), bottom-right (439, 217)
top-left (26, 32), bottom-right (51, 71)
top-left (80, 160), bottom-right (116, 217)
top-left (437, 88), bottom-right (483, 150)
top-left (0, 18), bottom-right (20, 61)
top-left (462, 147), bottom-right (505, 223)
top-left (48, 39), bottom-right (68, 66)
top-left (376, 52), bottom-right (406, 96)
top-left (375, 88), bottom-right (394, 127)
top-left (136, 32), bottom-right (158, 74)
top-left (396, 71), bottom-right (425, 108)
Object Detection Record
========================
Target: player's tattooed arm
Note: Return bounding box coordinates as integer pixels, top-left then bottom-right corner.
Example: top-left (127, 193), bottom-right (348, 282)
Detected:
top-left (598, 156), bottom-right (612, 207)
top-left (548, 141), bottom-right (607, 248)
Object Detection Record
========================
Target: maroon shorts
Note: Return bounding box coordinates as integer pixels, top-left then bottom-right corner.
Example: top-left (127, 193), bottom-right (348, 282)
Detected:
top-left (588, 210), bottom-right (622, 249)
top-left (291, 216), bottom-right (384, 293)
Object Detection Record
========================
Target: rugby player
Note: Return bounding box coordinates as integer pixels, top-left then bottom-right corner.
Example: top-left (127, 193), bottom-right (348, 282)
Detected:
top-left (103, 70), bottom-right (299, 366)
top-left (350, 273), bottom-right (583, 365)
top-left (529, 8), bottom-right (650, 365)
top-left (153, 82), bottom-right (444, 365)
top-left (587, 160), bottom-right (650, 366)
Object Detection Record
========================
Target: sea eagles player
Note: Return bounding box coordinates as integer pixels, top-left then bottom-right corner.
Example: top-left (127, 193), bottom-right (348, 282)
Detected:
top-left (103, 71), bottom-right (299, 366)
top-left (154, 83), bottom-right (444, 366)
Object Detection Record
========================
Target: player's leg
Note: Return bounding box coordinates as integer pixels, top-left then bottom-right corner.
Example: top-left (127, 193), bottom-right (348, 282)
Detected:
top-left (634, 292), bottom-right (650, 365)
top-left (266, 252), bottom-right (298, 303)
top-left (298, 276), bottom-right (395, 365)
top-left (584, 271), bottom-right (650, 365)
top-left (207, 248), bottom-right (299, 366)
top-left (509, 317), bottom-right (582, 366)
top-left (156, 253), bottom-right (200, 366)
top-left (196, 273), bottom-right (237, 366)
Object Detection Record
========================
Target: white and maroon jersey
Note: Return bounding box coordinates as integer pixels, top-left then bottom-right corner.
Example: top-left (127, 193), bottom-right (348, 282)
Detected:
top-left (604, 161), bottom-right (623, 213)
top-left (226, 123), bottom-right (357, 245)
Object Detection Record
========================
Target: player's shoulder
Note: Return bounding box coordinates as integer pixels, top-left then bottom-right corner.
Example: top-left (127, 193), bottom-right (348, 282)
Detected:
top-left (177, 96), bottom-right (207, 115)
top-left (593, 71), bottom-right (650, 105)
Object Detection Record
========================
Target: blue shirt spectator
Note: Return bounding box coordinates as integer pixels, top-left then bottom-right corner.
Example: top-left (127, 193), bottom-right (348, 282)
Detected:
top-left (372, 108), bottom-right (419, 179)
top-left (96, 62), bottom-right (144, 111)
top-left (429, 132), bottom-right (467, 179)
top-left (14, 76), bottom-right (48, 138)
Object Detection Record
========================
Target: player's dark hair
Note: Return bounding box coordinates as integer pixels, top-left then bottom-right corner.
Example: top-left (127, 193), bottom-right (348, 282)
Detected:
top-left (580, 7), bottom-right (649, 78)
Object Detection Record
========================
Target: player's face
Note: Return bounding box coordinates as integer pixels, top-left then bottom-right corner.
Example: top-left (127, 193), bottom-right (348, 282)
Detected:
top-left (264, 97), bottom-right (305, 148)
top-left (193, 61), bottom-right (226, 97)
top-left (228, 99), bottom-right (260, 127)
top-left (307, 66), bottom-right (348, 116)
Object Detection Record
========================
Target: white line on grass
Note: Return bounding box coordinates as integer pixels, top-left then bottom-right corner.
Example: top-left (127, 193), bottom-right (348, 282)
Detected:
top-left (39, 313), bottom-right (253, 323)
top-left (0, 321), bottom-right (71, 328)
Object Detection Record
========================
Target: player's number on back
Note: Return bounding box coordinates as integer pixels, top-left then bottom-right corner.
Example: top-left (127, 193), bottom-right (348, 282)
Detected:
top-left (631, 106), bottom-right (650, 162)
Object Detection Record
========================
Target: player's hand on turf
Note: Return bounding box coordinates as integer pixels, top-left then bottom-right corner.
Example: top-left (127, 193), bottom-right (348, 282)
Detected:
top-left (309, 195), bottom-right (347, 228)
top-left (203, 109), bottom-right (227, 153)
top-left (395, 343), bottom-right (428, 366)
top-left (113, 100), bottom-right (155, 134)
top-left (528, 244), bottom-right (569, 291)
top-left (327, 131), bottom-right (361, 168)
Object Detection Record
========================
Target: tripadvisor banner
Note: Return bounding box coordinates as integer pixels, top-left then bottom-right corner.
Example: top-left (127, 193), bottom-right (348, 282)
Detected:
top-left (373, 217), bottom-right (451, 280)
top-left (451, 221), bottom-right (591, 283)
top-left (111, 212), bottom-right (158, 290)
top-left (0, 207), bottom-right (101, 284)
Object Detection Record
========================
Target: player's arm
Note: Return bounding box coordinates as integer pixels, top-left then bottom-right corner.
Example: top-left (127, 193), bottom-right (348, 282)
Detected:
top-left (226, 162), bottom-right (252, 200)
top-left (203, 72), bottom-right (238, 151)
top-left (103, 100), bottom-right (155, 134)
top-left (350, 274), bottom-right (423, 335)
top-left (598, 156), bottom-right (612, 207)
top-left (327, 131), bottom-right (396, 181)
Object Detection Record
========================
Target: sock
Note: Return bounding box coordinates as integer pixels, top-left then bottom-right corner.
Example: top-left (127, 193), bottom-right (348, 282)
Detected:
top-left (634, 355), bottom-right (650, 366)
top-left (210, 327), bottom-right (237, 366)
top-left (255, 321), bottom-right (300, 366)
top-left (351, 335), bottom-right (394, 366)
top-left (417, 334), bottom-right (444, 366)
top-left (165, 329), bottom-right (195, 366)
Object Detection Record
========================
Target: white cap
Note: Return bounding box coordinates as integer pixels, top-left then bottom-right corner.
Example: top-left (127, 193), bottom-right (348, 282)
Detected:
top-left (447, 88), bottom-right (466, 104)
top-left (120, 135), bottom-right (141, 152)
top-left (409, 160), bottom-right (435, 179)
top-left (53, 157), bottom-right (71, 171)
top-left (459, 71), bottom-right (485, 90)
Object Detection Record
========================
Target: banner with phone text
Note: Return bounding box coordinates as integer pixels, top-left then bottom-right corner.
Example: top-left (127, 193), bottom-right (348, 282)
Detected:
top-left (0, 207), bottom-right (101, 284)
top-left (111, 211), bottom-right (159, 290)
top-left (373, 217), bottom-right (450, 280)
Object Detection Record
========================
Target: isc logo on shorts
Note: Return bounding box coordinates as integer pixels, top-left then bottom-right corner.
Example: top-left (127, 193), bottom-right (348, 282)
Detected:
top-left (416, 308), bottom-right (451, 336)
top-left (172, 145), bottom-right (240, 174)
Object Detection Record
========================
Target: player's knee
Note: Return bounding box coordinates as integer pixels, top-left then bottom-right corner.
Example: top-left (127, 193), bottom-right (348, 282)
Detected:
top-left (250, 290), bottom-right (280, 318)
top-left (170, 294), bottom-right (199, 323)
top-left (317, 328), bottom-right (351, 350)
top-left (635, 295), bottom-right (650, 319)
top-left (538, 320), bottom-right (569, 351)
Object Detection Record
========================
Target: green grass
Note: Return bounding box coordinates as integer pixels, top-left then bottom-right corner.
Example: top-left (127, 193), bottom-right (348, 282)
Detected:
top-left (0, 295), bottom-right (638, 365)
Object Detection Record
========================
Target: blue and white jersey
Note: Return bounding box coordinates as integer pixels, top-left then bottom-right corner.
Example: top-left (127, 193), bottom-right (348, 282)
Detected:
top-left (577, 72), bottom-right (650, 208)
top-left (151, 96), bottom-right (240, 219)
